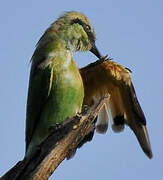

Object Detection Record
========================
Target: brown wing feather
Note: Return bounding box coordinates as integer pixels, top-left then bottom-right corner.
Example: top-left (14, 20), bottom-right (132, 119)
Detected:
top-left (80, 59), bottom-right (152, 158)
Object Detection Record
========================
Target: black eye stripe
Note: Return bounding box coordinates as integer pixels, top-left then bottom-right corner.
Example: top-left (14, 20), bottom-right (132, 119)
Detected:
top-left (71, 18), bottom-right (91, 33)
top-left (71, 18), bottom-right (86, 27)
top-left (71, 18), bottom-right (94, 42)
top-left (71, 18), bottom-right (84, 25)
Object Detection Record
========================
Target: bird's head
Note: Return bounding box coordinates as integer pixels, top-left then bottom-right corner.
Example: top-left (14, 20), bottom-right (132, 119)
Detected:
top-left (50, 11), bottom-right (102, 59)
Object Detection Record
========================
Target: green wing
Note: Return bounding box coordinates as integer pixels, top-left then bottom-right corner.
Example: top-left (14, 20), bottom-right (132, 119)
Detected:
top-left (25, 55), bottom-right (52, 151)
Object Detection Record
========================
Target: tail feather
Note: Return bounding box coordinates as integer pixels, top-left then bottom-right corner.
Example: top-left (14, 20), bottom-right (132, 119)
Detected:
top-left (96, 103), bottom-right (109, 134)
top-left (107, 95), bottom-right (125, 133)
top-left (130, 122), bottom-right (153, 159)
top-left (121, 83), bottom-right (153, 158)
top-left (112, 115), bottom-right (125, 132)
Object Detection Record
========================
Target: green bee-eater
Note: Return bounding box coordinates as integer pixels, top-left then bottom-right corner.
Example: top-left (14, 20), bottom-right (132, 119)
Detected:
top-left (25, 11), bottom-right (102, 157)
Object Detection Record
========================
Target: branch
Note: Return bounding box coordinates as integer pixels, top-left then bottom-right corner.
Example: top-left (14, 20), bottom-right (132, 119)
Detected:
top-left (1, 95), bottom-right (109, 180)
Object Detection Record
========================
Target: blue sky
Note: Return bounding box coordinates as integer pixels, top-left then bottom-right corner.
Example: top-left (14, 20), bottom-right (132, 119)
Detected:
top-left (0, 0), bottom-right (162, 179)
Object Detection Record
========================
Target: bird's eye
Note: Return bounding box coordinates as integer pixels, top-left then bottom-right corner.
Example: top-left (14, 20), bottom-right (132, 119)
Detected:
top-left (85, 25), bottom-right (91, 32)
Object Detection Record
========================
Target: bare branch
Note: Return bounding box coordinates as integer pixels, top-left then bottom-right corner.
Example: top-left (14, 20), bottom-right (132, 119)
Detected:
top-left (1, 95), bottom-right (109, 180)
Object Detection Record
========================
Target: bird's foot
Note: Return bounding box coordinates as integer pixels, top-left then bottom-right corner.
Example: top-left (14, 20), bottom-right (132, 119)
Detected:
top-left (49, 123), bottom-right (63, 133)
top-left (63, 114), bottom-right (81, 126)
top-left (82, 105), bottom-right (89, 114)
top-left (49, 113), bottom-right (82, 134)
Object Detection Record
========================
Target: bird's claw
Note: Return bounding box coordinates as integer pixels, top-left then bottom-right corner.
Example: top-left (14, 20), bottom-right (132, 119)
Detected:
top-left (49, 123), bottom-right (63, 133)
top-left (82, 105), bottom-right (89, 114)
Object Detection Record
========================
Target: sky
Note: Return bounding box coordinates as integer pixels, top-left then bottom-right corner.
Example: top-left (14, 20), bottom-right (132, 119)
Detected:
top-left (0, 0), bottom-right (162, 179)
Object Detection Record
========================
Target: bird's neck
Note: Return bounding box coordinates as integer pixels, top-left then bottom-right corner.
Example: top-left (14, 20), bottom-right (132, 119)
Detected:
top-left (51, 48), bottom-right (74, 71)
top-left (43, 25), bottom-right (82, 52)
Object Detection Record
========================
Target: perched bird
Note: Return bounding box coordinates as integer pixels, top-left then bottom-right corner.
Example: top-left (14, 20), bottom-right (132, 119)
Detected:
top-left (25, 11), bottom-right (152, 160)
top-left (25, 11), bottom-right (102, 157)
top-left (80, 59), bottom-right (153, 159)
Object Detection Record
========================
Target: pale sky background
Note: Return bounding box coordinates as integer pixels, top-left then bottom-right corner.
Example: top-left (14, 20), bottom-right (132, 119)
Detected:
top-left (0, 0), bottom-right (162, 179)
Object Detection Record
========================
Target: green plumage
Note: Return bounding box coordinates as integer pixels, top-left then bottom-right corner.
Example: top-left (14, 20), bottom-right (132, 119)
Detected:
top-left (25, 11), bottom-right (100, 157)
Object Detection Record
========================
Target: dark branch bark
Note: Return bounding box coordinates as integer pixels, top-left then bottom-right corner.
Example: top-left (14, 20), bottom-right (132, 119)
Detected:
top-left (1, 95), bottom-right (109, 180)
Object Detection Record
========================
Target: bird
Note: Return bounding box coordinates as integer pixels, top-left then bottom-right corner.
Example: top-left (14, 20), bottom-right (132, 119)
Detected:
top-left (25, 11), bottom-right (102, 157)
top-left (80, 58), bottom-right (153, 159)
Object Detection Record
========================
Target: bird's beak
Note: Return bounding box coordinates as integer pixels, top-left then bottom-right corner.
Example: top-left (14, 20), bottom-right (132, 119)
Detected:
top-left (90, 43), bottom-right (102, 59)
